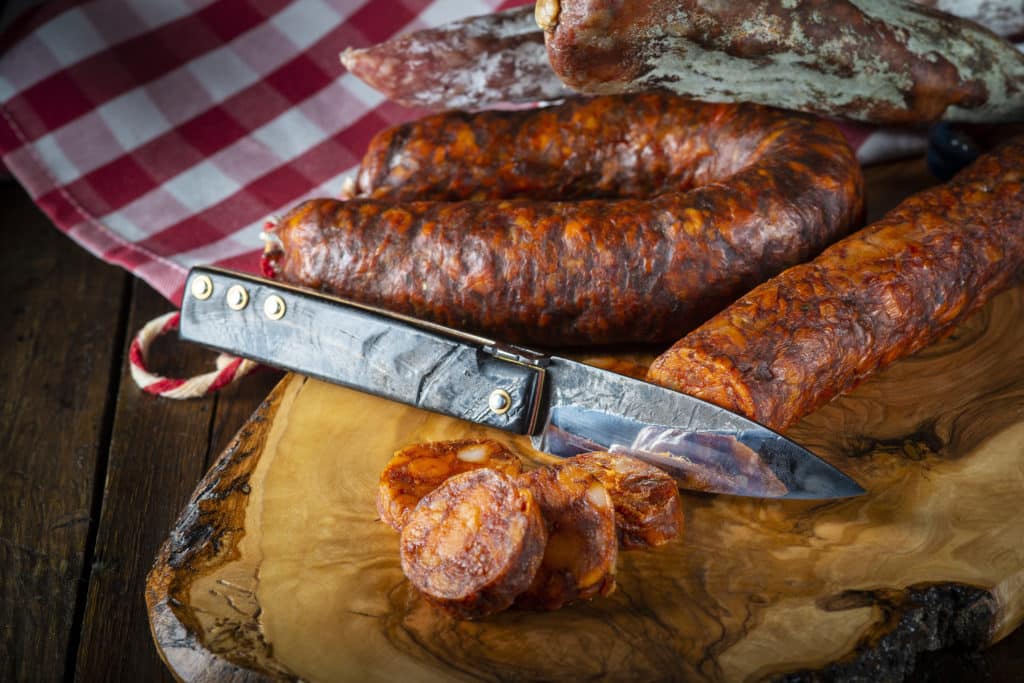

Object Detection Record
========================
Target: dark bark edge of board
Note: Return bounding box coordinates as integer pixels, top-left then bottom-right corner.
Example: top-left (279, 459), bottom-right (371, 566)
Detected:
top-left (146, 379), bottom-right (297, 683)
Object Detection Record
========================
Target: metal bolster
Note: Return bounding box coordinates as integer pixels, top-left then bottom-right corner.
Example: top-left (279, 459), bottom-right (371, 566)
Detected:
top-left (483, 342), bottom-right (550, 369)
top-left (483, 344), bottom-right (549, 435)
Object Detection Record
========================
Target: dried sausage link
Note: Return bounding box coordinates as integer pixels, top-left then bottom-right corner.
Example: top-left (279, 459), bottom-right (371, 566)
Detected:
top-left (268, 95), bottom-right (863, 347)
top-left (515, 464), bottom-right (617, 610)
top-left (400, 469), bottom-right (547, 619)
top-left (340, 4), bottom-right (1024, 113)
top-left (357, 92), bottom-right (782, 202)
top-left (340, 7), bottom-right (573, 111)
top-left (538, 0), bottom-right (1024, 124)
top-left (377, 439), bottom-right (523, 531)
top-left (648, 137), bottom-right (1024, 432)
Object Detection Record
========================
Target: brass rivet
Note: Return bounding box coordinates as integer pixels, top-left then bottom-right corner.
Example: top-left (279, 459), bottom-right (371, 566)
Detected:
top-left (488, 389), bottom-right (512, 415)
top-left (226, 285), bottom-right (249, 310)
top-left (190, 275), bottom-right (213, 300)
top-left (263, 294), bottom-right (286, 320)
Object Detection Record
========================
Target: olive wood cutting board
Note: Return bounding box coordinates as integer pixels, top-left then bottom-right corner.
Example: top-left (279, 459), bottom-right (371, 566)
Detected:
top-left (146, 161), bottom-right (1024, 681)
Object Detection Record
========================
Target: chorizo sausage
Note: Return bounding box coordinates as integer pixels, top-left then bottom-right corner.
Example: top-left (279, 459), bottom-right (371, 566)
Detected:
top-left (355, 92), bottom-right (755, 202)
top-left (377, 439), bottom-right (523, 531)
top-left (399, 468), bottom-right (547, 619)
top-left (538, 0), bottom-right (1024, 124)
top-left (567, 452), bottom-right (684, 550)
top-left (917, 0), bottom-right (1024, 40)
top-left (514, 464), bottom-right (617, 610)
top-left (266, 95), bottom-right (863, 347)
top-left (647, 136), bottom-right (1024, 432)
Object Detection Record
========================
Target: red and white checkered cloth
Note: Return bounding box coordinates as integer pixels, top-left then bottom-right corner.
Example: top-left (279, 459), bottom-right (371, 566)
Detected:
top-left (0, 0), bottom-right (529, 304)
top-left (0, 0), bottom-right (960, 305)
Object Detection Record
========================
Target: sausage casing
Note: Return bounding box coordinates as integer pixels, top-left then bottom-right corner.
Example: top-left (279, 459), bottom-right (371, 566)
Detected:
top-left (567, 452), bottom-right (684, 550)
top-left (356, 92), bottom-right (777, 202)
top-left (648, 137), bottom-right (1024, 432)
top-left (340, 7), bottom-right (573, 111)
top-left (268, 95), bottom-right (863, 347)
top-left (340, 4), bottom-right (1024, 112)
top-left (539, 0), bottom-right (1024, 124)
top-left (515, 465), bottom-right (618, 610)
top-left (399, 469), bottom-right (547, 619)
top-left (377, 439), bottom-right (523, 531)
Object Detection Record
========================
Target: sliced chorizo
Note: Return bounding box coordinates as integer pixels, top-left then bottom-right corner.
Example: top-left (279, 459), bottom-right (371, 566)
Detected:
top-left (266, 94), bottom-right (863, 347)
top-left (647, 136), bottom-right (1024, 432)
top-left (377, 439), bottom-right (523, 531)
top-left (515, 464), bottom-right (617, 610)
top-left (399, 469), bottom-right (547, 619)
top-left (567, 452), bottom-right (684, 550)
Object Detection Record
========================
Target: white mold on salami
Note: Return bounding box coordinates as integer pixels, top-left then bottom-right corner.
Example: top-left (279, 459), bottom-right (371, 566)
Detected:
top-left (927, 0), bottom-right (1024, 38)
top-left (851, 0), bottom-right (1024, 122)
top-left (546, 0), bottom-right (1024, 123)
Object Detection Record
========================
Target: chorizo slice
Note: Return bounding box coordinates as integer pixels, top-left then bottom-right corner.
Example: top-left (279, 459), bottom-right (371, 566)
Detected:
top-left (568, 452), bottom-right (684, 550)
top-left (377, 439), bottom-right (523, 531)
top-left (399, 469), bottom-right (546, 619)
top-left (538, 0), bottom-right (1024, 124)
top-left (515, 465), bottom-right (617, 610)
top-left (266, 95), bottom-right (863, 347)
top-left (647, 136), bottom-right (1024, 432)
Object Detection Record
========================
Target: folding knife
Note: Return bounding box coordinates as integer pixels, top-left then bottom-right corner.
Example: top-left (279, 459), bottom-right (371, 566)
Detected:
top-left (179, 267), bottom-right (864, 500)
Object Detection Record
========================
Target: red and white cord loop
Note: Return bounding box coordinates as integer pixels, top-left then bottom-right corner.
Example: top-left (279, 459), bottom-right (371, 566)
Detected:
top-left (129, 311), bottom-right (258, 398)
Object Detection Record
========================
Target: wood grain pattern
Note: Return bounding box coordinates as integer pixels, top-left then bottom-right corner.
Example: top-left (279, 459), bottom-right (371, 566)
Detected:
top-left (73, 282), bottom-right (283, 683)
top-left (147, 279), bottom-right (1024, 681)
top-left (0, 181), bottom-right (129, 683)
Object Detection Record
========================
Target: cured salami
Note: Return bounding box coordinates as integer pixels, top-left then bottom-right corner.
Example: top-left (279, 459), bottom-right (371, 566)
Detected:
top-left (538, 0), bottom-right (1024, 124)
top-left (340, 6), bottom-right (573, 110)
top-left (377, 439), bottom-right (523, 531)
top-left (647, 136), bottom-right (1024, 432)
top-left (515, 464), bottom-right (617, 610)
top-left (399, 469), bottom-right (547, 619)
top-left (339, 3), bottom-right (1024, 112)
top-left (568, 452), bottom-right (684, 550)
top-left (266, 94), bottom-right (863, 347)
top-left (355, 92), bottom-right (725, 201)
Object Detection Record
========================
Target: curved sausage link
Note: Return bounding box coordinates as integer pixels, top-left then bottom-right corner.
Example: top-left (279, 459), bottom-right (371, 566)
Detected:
top-left (399, 469), bottom-right (547, 619)
top-left (515, 464), bottom-right (617, 610)
top-left (539, 0), bottom-right (1024, 124)
top-left (357, 92), bottom-right (773, 202)
top-left (269, 96), bottom-right (863, 347)
top-left (648, 136), bottom-right (1024, 432)
top-left (377, 439), bottom-right (523, 531)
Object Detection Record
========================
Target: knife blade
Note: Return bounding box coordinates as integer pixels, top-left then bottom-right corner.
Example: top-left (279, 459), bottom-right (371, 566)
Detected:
top-left (179, 266), bottom-right (864, 500)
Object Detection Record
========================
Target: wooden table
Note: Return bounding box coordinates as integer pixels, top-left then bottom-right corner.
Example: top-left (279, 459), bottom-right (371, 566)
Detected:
top-left (2, 175), bottom-right (1023, 682)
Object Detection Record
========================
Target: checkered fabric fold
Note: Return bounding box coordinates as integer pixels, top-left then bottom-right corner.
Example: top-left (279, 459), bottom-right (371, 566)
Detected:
top-left (0, 0), bottom-right (968, 304)
top-left (0, 0), bottom-right (523, 303)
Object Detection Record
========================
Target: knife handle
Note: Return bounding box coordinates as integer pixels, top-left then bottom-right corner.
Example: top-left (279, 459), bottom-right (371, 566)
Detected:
top-left (180, 267), bottom-right (546, 434)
